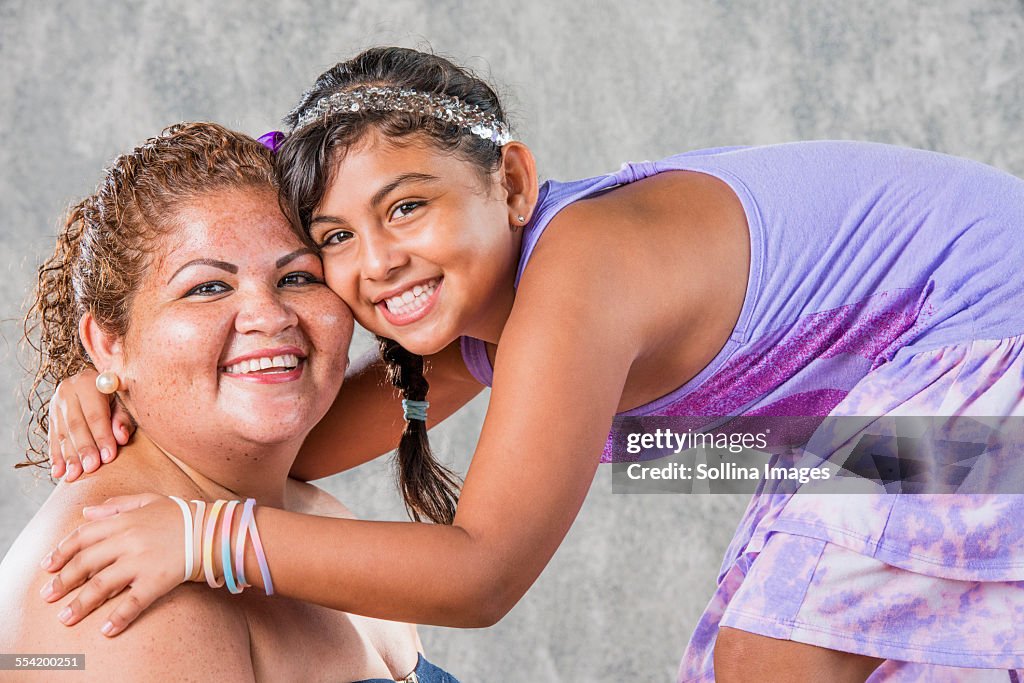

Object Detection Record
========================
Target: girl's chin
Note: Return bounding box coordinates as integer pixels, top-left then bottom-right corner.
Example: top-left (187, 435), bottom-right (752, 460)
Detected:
top-left (390, 330), bottom-right (453, 357)
top-left (365, 320), bottom-right (453, 356)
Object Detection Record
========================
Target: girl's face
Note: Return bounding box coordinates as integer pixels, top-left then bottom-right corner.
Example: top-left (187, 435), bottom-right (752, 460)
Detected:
top-left (115, 187), bottom-right (352, 449)
top-left (309, 131), bottom-right (523, 355)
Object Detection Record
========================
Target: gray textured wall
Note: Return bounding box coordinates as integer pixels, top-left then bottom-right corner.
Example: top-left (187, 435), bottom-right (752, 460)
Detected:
top-left (2, 1), bottom-right (1023, 681)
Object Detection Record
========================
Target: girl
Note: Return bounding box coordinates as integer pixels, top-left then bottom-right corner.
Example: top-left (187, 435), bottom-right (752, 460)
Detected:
top-left (43, 47), bottom-right (1024, 681)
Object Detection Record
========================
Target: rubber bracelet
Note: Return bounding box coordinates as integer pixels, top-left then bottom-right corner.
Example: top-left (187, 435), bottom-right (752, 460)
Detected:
top-left (203, 500), bottom-right (226, 588)
top-left (168, 496), bottom-right (193, 583)
top-left (247, 503), bottom-right (274, 596)
top-left (234, 498), bottom-right (256, 588)
top-left (221, 500), bottom-right (243, 594)
top-left (190, 500), bottom-right (207, 582)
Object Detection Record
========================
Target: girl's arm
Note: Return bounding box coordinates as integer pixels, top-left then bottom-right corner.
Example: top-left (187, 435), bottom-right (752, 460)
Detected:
top-left (253, 253), bottom-right (640, 625)
top-left (289, 337), bottom-right (486, 481)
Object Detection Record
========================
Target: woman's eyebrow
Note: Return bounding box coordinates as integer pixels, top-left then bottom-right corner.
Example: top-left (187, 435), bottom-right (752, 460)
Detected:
top-left (167, 259), bottom-right (237, 284)
top-left (276, 247), bottom-right (316, 268)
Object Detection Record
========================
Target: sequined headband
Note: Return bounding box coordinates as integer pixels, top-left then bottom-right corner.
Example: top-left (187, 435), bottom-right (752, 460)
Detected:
top-left (293, 86), bottom-right (514, 146)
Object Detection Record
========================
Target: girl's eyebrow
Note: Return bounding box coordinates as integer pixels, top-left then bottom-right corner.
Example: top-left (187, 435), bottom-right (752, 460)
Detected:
top-left (310, 172), bottom-right (440, 226)
top-left (369, 172), bottom-right (439, 208)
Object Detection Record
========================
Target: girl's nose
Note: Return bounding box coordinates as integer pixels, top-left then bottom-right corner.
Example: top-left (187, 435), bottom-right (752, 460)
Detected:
top-left (361, 231), bottom-right (409, 281)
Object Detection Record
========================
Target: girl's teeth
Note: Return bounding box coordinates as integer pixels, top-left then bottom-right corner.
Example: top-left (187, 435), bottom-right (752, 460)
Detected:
top-left (385, 280), bottom-right (438, 315)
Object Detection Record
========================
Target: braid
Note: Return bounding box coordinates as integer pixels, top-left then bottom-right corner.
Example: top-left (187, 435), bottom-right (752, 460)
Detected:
top-left (377, 336), bottom-right (461, 524)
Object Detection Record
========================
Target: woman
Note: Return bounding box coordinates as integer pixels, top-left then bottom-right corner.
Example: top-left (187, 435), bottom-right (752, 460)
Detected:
top-left (2, 121), bottom-right (457, 682)
top-left (45, 48), bottom-right (1024, 680)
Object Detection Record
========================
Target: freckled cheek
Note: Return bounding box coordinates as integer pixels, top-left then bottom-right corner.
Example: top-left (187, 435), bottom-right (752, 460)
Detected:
top-left (124, 314), bottom-right (225, 392)
top-left (304, 295), bottom-right (354, 370)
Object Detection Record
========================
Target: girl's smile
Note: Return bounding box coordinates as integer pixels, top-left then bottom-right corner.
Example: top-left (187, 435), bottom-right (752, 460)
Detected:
top-left (375, 276), bottom-right (443, 326)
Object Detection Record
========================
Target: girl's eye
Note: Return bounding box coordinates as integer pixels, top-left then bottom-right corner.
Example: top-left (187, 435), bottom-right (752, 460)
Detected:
top-left (390, 201), bottom-right (424, 221)
top-left (279, 271), bottom-right (323, 287)
top-left (319, 230), bottom-right (353, 248)
top-left (184, 281), bottom-right (231, 297)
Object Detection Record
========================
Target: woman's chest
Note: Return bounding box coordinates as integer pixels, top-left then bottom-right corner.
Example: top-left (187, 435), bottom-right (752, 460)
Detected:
top-left (244, 598), bottom-right (420, 683)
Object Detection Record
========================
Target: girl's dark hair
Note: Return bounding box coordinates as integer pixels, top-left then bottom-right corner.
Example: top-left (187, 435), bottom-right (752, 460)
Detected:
top-left (276, 47), bottom-right (510, 524)
top-left (22, 122), bottom-right (278, 471)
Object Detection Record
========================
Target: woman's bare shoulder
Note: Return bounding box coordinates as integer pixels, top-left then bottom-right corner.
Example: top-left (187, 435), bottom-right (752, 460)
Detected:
top-left (0, 473), bottom-right (253, 681)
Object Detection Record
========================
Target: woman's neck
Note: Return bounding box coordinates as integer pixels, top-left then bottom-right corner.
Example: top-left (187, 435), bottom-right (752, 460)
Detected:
top-left (128, 430), bottom-right (295, 508)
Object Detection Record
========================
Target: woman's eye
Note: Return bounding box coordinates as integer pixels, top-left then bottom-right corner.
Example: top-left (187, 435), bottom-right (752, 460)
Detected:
top-left (280, 271), bottom-right (323, 287)
top-left (184, 281), bottom-right (231, 297)
top-left (320, 230), bottom-right (353, 248)
top-left (390, 201), bottom-right (424, 221)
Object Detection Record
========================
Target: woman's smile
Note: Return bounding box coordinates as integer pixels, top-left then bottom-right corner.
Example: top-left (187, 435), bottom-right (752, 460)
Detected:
top-left (220, 346), bottom-right (307, 384)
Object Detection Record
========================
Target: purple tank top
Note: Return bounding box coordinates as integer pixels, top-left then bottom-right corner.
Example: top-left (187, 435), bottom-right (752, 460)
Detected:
top-left (461, 141), bottom-right (1024, 422)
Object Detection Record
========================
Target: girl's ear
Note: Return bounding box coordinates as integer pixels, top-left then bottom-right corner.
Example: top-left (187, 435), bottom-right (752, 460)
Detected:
top-left (79, 313), bottom-right (125, 377)
top-left (500, 142), bottom-right (539, 225)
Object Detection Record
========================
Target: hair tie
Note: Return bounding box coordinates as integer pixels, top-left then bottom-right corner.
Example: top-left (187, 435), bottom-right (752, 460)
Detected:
top-left (257, 130), bottom-right (285, 152)
top-left (402, 399), bottom-right (429, 422)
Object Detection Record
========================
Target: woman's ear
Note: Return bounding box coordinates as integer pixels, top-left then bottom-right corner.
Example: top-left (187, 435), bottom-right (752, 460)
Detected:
top-left (79, 313), bottom-right (124, 377)
top-left (500, 141), bottom-right (539, 225)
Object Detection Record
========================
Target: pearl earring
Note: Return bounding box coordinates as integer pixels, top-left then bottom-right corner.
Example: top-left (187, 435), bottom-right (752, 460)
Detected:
top-left (95, 371), bottom-right (120, 395)
top-left (516, 215), bottom-right (526, 223)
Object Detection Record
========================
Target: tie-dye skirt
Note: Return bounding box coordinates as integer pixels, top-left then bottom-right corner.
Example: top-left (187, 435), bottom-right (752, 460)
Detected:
top-left (678, 334), bottom-right (1024, 681)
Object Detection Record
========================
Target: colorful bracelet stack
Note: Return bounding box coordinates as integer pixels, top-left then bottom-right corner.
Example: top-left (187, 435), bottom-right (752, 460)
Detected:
top-left (168, 496), bottom-right (274, 596)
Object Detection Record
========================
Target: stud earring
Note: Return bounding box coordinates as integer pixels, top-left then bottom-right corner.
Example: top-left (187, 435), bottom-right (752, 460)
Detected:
top-left (516, 215), bottom-right (526, 223)
top-left (95, 371), bottom-right (120, 395)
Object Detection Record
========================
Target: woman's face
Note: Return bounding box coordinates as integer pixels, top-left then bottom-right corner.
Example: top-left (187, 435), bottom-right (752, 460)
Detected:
top-left (309, 132), bottom-right (521, 355)
top-left (117, 186), bottom-right (352, 448)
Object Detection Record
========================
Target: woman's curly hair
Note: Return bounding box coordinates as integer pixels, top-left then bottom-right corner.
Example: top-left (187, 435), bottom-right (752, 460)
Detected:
top-left (21, 122), bottom-right (278, 472)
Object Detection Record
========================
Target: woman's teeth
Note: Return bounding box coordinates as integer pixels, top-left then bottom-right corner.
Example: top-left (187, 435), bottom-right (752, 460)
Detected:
top-left (385, 279), bottom-right (438, 315)
top-left (223, 354), bottom-right (300, 375)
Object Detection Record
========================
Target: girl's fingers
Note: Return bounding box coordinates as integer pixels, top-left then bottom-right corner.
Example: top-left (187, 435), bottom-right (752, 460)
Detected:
top-left (111, 401), bottom-right (135, 447)
top-left (48, 407), bottom-right (67, 479)
top-left (59, 432), bottom-right (83, 483)
top-left (81, 493), bottom-right (163, 520)
top-left (99, 586), bottom-right (157, 637)
top-left (63, 397), bottom-right (102, 475)
top-left (43, 533), bottom-right (123, 602)
top-left (77, 394), bottom-right (119, 465)
top-left (81, 506), bottom-right (119, 520)
top-left (54, 565), bottom-right (133, 627)
top-left (42, 516), bottom-right (115, 573)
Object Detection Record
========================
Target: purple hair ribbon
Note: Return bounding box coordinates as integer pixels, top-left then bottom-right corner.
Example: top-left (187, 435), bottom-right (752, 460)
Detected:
top-left (258, 130), bottom-right (285, 152)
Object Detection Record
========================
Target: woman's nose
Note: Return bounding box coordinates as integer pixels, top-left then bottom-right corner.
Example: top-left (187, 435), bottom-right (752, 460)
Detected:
top-left (235, 286), bottom-right (299, 336)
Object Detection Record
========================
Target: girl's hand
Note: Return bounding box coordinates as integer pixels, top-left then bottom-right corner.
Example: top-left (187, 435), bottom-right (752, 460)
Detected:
top-left (49, 368), bottom-right (135, 481)
top-left (39, 494), bottom-right (186, 636)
